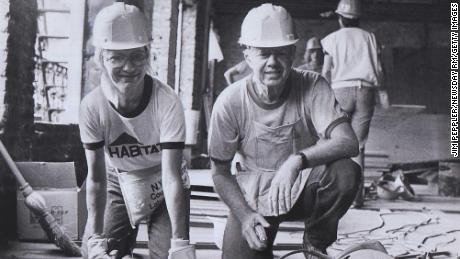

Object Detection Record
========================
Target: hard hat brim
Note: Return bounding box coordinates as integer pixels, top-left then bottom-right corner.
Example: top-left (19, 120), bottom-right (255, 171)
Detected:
top-left (94, 41), bottom-right (150, 50)
top-left (238, 39), bottom-right (299, 48)
top-left (335, 10), bottom-right (360, 19)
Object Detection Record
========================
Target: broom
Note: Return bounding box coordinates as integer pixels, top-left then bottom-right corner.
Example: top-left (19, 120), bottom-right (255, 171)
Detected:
top-left (0, 140), bottom-right (82, 256)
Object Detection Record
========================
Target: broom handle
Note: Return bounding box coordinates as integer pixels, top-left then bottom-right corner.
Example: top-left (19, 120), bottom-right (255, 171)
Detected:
top-left (0, 139), bottom-right (28, 187)
top-left (0, 141), bottom-right (81, 256)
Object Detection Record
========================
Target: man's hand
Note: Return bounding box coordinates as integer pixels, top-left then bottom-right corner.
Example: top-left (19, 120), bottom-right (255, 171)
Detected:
top-left (269, 155), bottom-right (302, 216)
top-left (241, 212), bottom-right (270, 251)
top-left (87, 234), bottom-right (114, 259)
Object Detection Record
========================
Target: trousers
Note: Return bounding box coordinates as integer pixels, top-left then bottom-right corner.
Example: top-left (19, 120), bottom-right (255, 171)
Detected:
top-left (334, 86), bottom-right (376, 204)
top-left (222, 159), bottom-right (361, 259)
top-left (81, 169), bottom-right (172, 259)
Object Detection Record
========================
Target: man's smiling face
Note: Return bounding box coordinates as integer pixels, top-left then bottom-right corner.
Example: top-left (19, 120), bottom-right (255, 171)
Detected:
top-left (244, 45), bottom-right (295, 89)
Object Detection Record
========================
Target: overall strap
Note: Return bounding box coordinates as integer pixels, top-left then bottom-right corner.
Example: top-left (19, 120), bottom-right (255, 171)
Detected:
top-left (242, 77), bottom-right (255, 135)
top-left (295, 72), bottom-right (320, 141)
top-left (296, 73), bottom-right (309, 130)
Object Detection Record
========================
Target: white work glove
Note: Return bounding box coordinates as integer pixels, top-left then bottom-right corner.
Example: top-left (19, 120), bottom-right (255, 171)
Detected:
top-left (87, 234), bottom-right (118, 259)
top-left (168, 239), bottom-right (196, 259)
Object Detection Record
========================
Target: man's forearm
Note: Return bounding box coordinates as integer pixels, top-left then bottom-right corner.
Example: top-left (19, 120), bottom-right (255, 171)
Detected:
top-left (301, 130), bottom-right (358, 168)
top-left (322, 55), bottom-right (332, 83)
top-left (86, 179), bottom-right (106, 234)
top-left (212, 162), bottom-right (253, 222)
top-left (224, 72), bottom-right (233, 85)
top-left (224, 70), bottom-right (237, 85)
top-left (163, 180), bottom-right (189, 239)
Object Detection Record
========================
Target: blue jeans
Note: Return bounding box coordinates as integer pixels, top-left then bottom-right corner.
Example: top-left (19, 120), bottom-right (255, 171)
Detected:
top-left (82, 169), bottom-right (172, 259)
top-left (333, 86), bottom-right (376, 167)
top-left (334, 86), bottom-right (376, 204)
top-left (222, 159), bottom-right (361, 259)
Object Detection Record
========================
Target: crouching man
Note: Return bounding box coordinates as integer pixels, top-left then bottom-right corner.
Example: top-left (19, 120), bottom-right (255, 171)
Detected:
top-left (208, 4), bottom-right (361, 259)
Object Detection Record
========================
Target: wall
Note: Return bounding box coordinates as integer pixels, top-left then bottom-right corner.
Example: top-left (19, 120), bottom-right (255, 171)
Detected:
top-left (0, 1), bottom-right (9, 125)
top-left (31, 123), bottom-right (87, 187)
top-left (0, 0), bottom-right (37, 239)
top-left (213, 14), bottom-right (449, 113)
top-left (151, 0), bottom-right (177, 85)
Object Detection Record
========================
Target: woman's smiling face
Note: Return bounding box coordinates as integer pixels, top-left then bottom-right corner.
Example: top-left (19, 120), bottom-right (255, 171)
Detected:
top-left (102, 47), bottom-right (148, 93)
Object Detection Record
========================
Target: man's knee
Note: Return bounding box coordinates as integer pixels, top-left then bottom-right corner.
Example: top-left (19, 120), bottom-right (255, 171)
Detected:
top-left (329, 159), bottom-right (361, 196)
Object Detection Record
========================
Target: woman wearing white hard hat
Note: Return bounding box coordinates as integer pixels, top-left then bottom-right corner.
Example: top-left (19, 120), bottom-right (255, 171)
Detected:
top-left (79, 3), bottom-right (195, 259)
top-left (322, 0), bottom-right (385, 208)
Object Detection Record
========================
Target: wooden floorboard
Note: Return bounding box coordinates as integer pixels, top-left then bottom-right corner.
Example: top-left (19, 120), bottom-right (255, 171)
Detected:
top-left (2, 205), bottom-right (459, 259)
top-left (364, 195), bottom-right (460, 213)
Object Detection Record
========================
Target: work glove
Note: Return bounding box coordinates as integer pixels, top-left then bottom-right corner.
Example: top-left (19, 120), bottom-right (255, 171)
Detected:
top-left (168, 239), bottom-right (196, 259)
top-left (87, 234), bottom-right (118, 259)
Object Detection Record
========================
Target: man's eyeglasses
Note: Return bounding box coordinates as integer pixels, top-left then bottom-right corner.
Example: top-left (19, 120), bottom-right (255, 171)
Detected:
top-left (245, 46), bottom-right (293, 60)
top-left (104, 52), bottom-right (148, 68)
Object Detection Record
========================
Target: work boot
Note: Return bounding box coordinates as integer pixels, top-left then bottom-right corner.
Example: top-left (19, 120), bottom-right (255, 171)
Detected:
top-left (352, 171), bottom-right (365, 208)
top-left (302, 239), bottom-right (327, 259)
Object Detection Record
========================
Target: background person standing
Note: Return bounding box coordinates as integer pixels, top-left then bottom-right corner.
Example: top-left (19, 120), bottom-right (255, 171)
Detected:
top-left (321, 0), bottom-right (384, 207)
top-left (297, 37), bottom-right (324, 73)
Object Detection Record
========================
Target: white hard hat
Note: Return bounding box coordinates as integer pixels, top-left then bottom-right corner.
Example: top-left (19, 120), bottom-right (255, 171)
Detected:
top-left (306, 37), bottom-right (322, 50)
top-left (336, 0), bottom-right (361, 19)
top-left (376, 180), bottom-right (402, 200)
top-left (93, 2), bottom-right (150, 50)
top-left (239, 4), bottom-right (298, 48)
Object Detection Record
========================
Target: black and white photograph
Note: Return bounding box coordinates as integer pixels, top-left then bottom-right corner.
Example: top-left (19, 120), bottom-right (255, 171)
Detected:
top-left (0, 0), bottom-right (458, 258)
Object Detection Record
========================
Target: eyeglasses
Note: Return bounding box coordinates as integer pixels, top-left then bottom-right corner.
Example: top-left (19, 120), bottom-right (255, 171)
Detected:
top-left (247, 46), bottom-right (293, 60)
top-left (103, 51), bottom-right (148, 68)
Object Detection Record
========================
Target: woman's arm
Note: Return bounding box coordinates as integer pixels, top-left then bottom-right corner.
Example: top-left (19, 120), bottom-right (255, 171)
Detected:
top-left (162, 149), bottom-right (189, 239)
top-left (85, 148), bottom-right (107, 235)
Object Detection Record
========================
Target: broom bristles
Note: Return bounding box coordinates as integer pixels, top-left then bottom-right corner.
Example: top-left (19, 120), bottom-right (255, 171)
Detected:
top-left (23, 187), bottom-right (82, 256)
top-left (38, 211), bottom-right (82, 256)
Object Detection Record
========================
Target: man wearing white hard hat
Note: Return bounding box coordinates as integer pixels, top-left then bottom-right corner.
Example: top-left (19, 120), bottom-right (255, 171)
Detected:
top-left (208, 3), bottom-right (360, 259)
top-left (321, 0), bottom-right (385, 207)
top-left (297, 37), bottom-right (324, 73)
top-left (79, 3), bottom-right (195, 259)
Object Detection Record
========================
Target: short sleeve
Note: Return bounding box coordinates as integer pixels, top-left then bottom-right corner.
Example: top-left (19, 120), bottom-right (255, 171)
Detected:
top-left (207, 94), bottom-right (239, 163)
top-left (79, 97), bottom-right (104, 150)
top-left (321, 33), bottom-right (335, 56)
top-left (158, 93), bottom-right (186, 149)
top-left (371, 33), bottom-right (384, 87)
top-left (308, 77), bottom-right (348, 138)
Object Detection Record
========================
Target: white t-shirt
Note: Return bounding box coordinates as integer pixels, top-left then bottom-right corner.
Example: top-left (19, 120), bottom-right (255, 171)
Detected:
top-left (79, 76), bottom-right (185, 171)
top-left (321, 27), bottom-right (383, 89)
